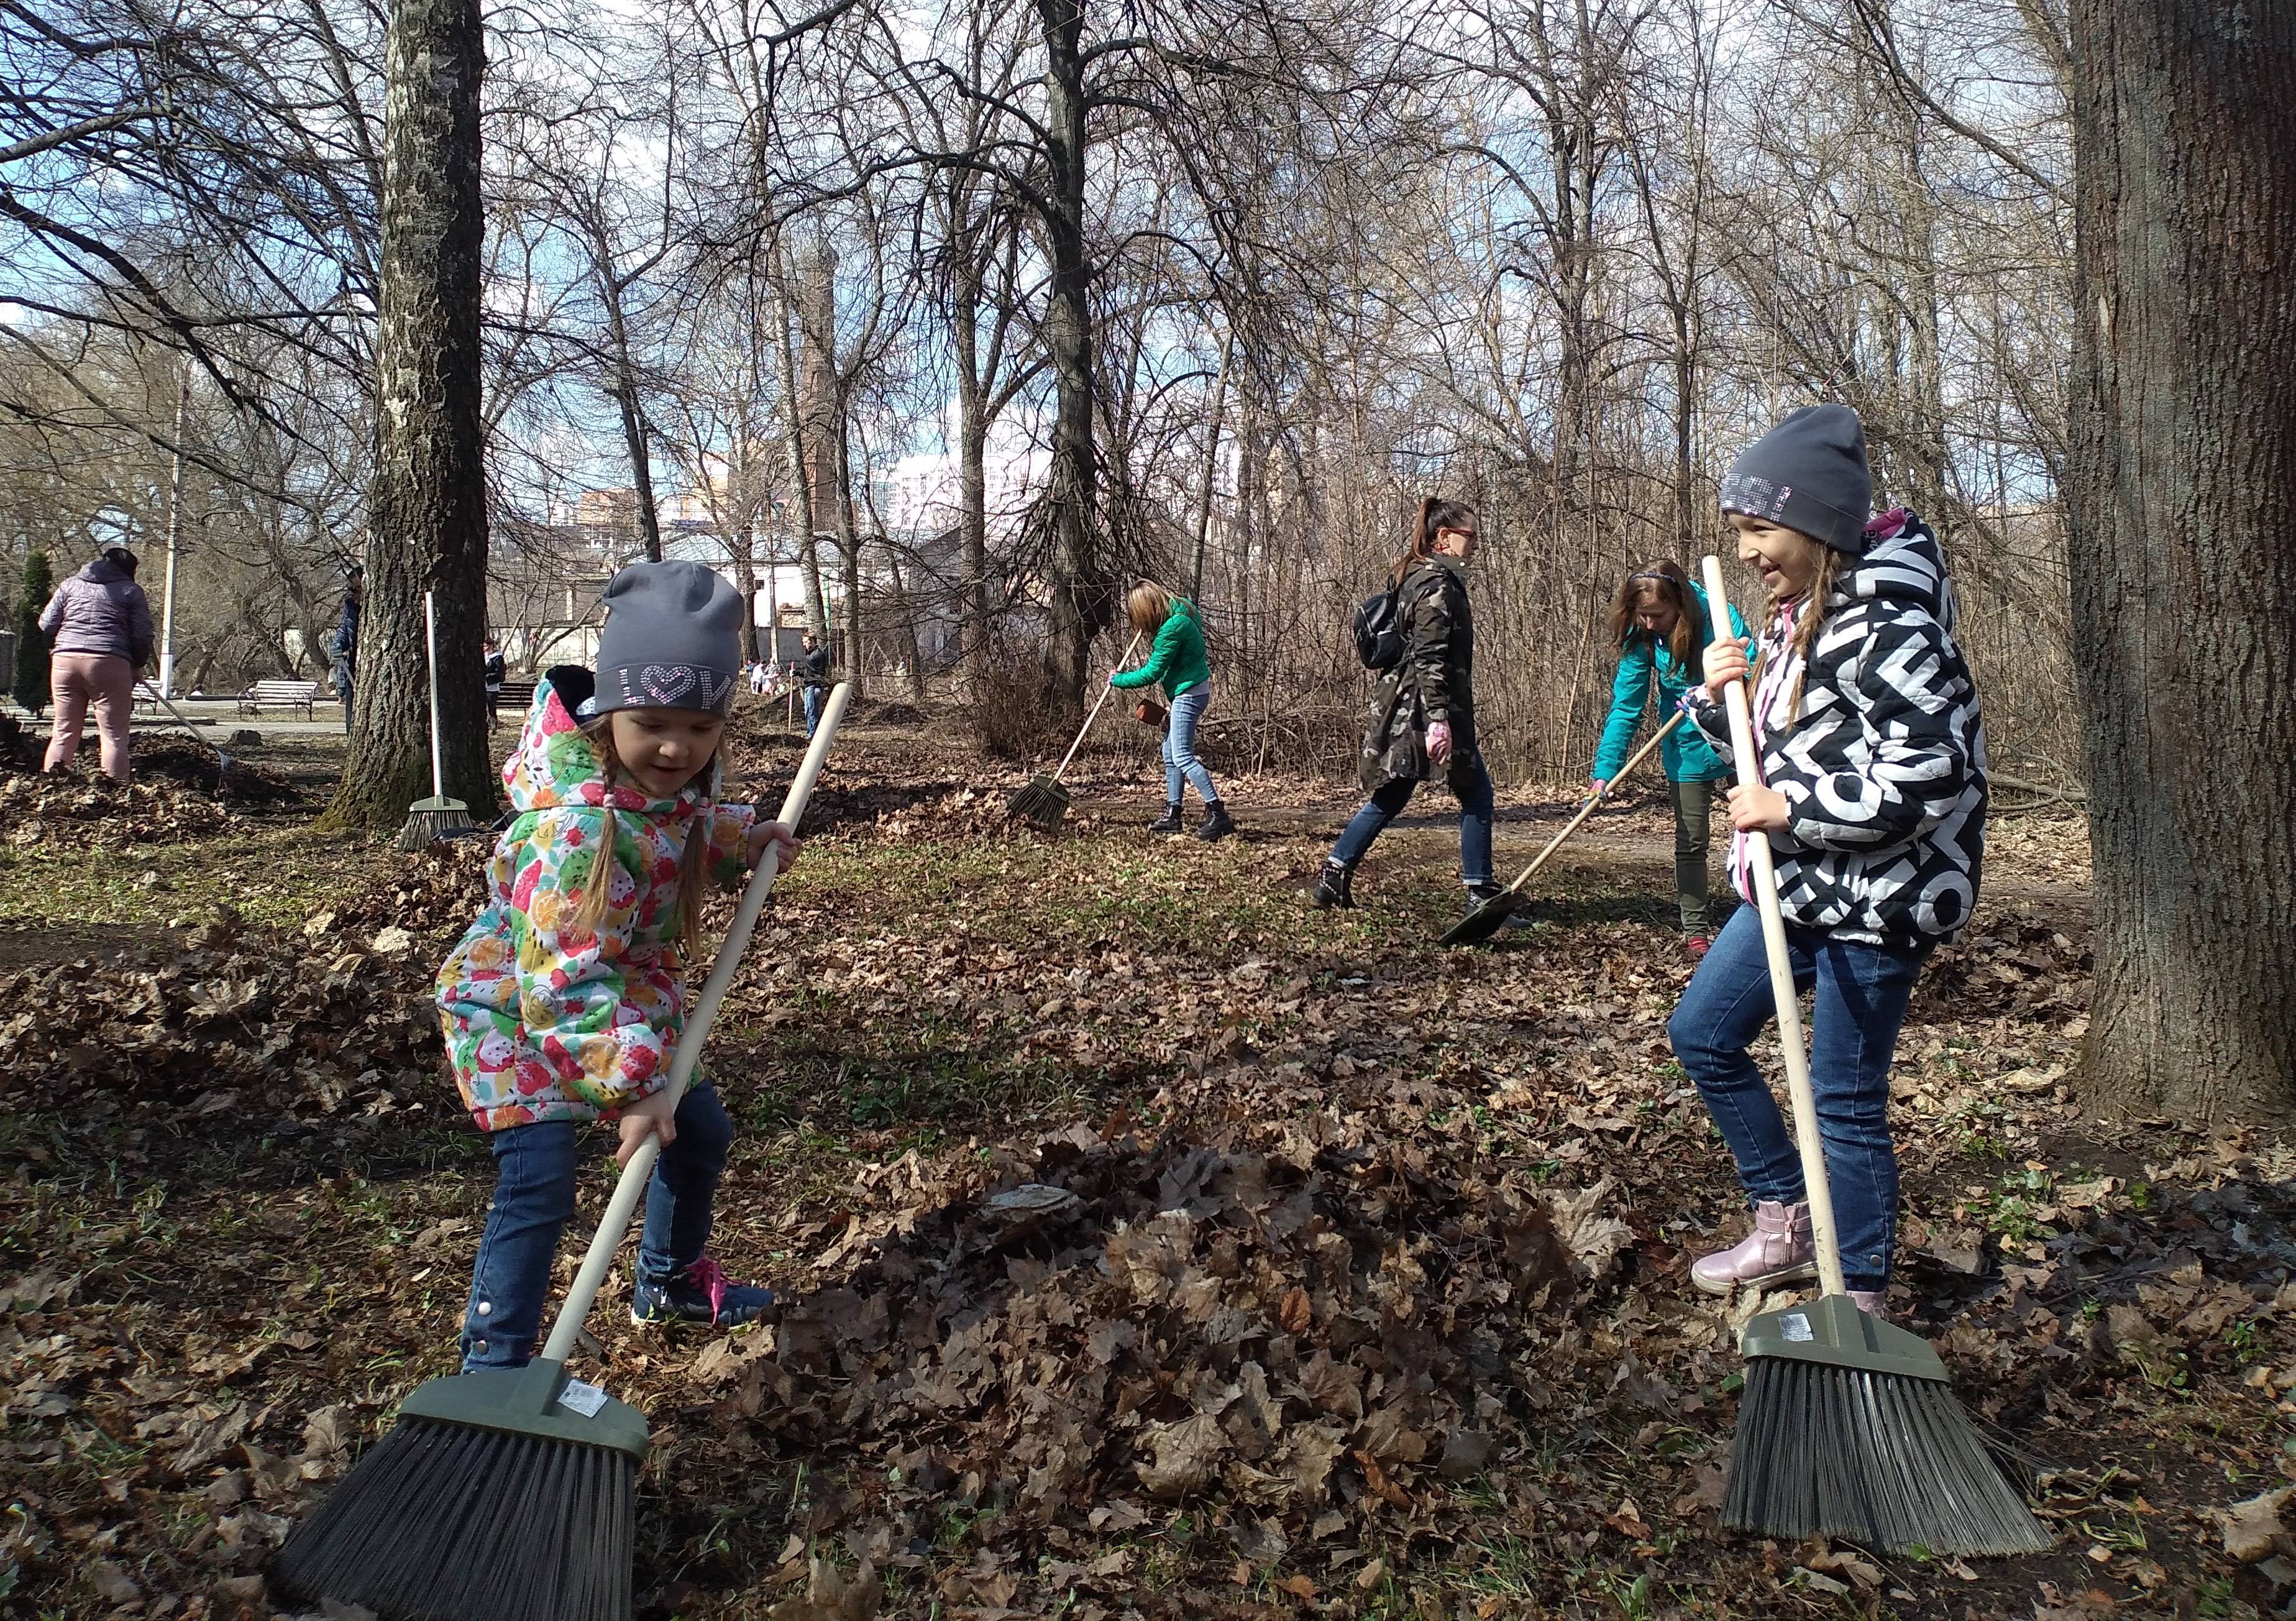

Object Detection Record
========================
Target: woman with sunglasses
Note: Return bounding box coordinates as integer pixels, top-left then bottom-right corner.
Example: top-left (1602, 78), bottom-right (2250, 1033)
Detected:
top-left (1315, 496), bottom-right (1499, 917)
top-left (1590, 559), bottom-right (1749, 955)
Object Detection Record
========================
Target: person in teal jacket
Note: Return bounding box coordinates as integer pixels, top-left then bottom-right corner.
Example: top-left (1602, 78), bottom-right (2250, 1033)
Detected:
top-left (1589, 559), bottom-right (1749, 950)
top-left (1109, 582), bottom-right (1233, 840)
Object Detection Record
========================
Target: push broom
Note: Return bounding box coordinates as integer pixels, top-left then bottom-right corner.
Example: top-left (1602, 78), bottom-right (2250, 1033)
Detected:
top-left (1441, 709), bottom-right (1688, 946)
top-left (1697, 556), bottom-right (2046, 1557)
top-left (275, 682), bottom-right (856, 1621)
top-left (396, 590), bottom-right (483, 850)
top-left (1007, 630), bottom-right (1141, 831)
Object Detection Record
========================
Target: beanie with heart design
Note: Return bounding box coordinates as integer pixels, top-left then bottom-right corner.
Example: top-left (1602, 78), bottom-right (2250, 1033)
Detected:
top-left (584, 560), bottom-right (744, 719)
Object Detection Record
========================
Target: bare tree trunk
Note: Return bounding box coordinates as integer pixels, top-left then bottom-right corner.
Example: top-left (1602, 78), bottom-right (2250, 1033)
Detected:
top-left (833, 410), bottom-right (864, 688)
top-left (610, 368), bottom-right (664, 563)
top-left (2068, 0), bottom-right (2296, 1121)
top-left (320, 0), bottom-right (492, 829)
top-left (772, 288), bottom-right (830, 641)
top-left (1037, 0), bottom-right (1100, 713)
top-left (1189, 336), bottom-right (1230, 603)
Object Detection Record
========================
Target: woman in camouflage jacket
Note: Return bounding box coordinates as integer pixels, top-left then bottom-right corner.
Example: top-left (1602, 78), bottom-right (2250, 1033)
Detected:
top-left (1315, 497), bottom-right (1502, 916)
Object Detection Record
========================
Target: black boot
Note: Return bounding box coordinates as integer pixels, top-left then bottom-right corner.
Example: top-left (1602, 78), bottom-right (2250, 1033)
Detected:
top-left (1195, 801), bottom-right (1236, 842)
top-left (1148, 802), bottom-right (1185, 834)
top-left (1314, 860), bottom-right (1355, 909)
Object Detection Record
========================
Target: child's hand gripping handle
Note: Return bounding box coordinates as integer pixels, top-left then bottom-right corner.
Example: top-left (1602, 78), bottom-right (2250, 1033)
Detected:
top-left (1698, 556), bottom-right (1847, 1300)
top-left (541, 681), bottom-right (855, 1362)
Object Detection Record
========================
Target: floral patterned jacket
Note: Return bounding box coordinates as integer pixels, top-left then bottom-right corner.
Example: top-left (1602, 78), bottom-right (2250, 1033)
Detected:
top-left (436, 668), bottom-right (755, 1131)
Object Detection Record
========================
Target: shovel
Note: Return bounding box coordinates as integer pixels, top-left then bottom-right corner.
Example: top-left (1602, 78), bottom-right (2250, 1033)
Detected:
top-left (1440, 709), bottom-right (1688, 947)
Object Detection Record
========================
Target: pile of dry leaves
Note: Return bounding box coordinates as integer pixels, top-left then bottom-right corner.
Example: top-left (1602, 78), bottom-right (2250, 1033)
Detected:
top-left (0, 916), bottom-right (444, 1127)
top-left (0, 766), bottom-right (245, 848)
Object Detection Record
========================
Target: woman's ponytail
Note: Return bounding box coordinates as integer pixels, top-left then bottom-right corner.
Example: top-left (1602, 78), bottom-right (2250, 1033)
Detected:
top-left (1391, 495), bottom-right (1475, 586)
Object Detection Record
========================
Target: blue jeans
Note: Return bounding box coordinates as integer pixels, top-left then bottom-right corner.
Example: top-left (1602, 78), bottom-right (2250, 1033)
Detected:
top-left (1666, 907), bottom-right (1931, 1290)
top-left (1163, 687), bottom-right (1219, 804)
top-left (460, 1080), bottom-right (734, 1371)
top-left (801, 685), bottom-right (823, 737)
top-left (1329, 758), bottom-right (1494, 887)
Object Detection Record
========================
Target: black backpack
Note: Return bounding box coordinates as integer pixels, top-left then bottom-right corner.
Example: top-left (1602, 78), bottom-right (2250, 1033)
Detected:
top-left (1353, 579), bottom-right (1407, 670)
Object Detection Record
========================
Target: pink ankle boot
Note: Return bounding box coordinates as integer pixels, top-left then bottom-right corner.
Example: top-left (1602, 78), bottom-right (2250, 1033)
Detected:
top-left (1691, 1200), bottom-right (1817, 1295)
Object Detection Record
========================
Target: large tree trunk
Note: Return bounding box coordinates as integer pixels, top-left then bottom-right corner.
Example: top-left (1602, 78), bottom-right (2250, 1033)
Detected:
top-left (321, 0), bottom-right (492, 830)
top-left (2067, 0), bottom-right (2296, 1121)
top-left (1037, 0), bottom-right (1102, 714)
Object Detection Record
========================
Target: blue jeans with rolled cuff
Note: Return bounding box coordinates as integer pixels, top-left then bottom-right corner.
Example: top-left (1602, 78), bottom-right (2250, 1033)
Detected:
top-left (1163, 686), bottom-right (1219, 805)
top-left (1328, 756), bottom-right (1494, 888)
top-left (1665, 906), bottom-right (1931, 1292)
top-left (459, 1079), bottom-right (735, 1371)
top-left (801, 685), bottom-right (823, 737)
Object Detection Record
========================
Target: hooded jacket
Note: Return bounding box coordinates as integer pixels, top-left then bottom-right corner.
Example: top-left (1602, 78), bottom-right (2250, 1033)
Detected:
top-left (1591, 582), bottom-right (1746, 786)
top-left (39, 557), bottom-right (153, 665)
top-left (1109, 598), bottom-right (1211, 699)
top-left (435, 668), bottom-right (757, 1131)
top-left (1359, 556), bottom-right (1476, 791)
top-left (1681, 510), bottom-right (1987, 947)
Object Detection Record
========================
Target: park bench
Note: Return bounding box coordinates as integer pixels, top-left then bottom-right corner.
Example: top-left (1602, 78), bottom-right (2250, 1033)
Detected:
top-left (494, 678), bottom-right (537, 717)
top-left (237, 678), bottom-right (326, 719)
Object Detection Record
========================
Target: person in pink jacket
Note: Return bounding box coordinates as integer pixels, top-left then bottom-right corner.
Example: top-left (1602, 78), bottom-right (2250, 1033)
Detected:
top-left (435, 562), bottom-right (800, 1371)
top-left (40, 548), bottom-right (154, 779)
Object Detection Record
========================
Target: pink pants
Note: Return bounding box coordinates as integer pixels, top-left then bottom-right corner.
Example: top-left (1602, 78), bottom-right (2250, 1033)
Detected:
top-left (44, 652), bottom-right (137, 779)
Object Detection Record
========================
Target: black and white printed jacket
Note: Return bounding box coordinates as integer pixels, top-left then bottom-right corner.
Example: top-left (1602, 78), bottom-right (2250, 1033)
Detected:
top-left (1681, 510), bottom-right (1987, 947)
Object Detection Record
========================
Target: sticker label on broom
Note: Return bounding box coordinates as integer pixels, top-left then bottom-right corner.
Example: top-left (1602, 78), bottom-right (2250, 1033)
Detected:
top-left (1779, 1313), bottom-right (1813, 1343)
top-left (557, 1379), bottom-right (610, 1418)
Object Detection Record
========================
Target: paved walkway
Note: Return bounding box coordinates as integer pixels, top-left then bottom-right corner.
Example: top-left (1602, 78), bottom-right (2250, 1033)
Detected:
top-left (5, 697), bottom-right (352, 738)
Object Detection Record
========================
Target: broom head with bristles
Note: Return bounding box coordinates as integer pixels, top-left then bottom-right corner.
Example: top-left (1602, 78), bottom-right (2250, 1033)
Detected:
top-left (396, 793), bottom-right (478, 850)
top-left (1723, 1293), bottom-right (2049, 1557)
top-left (1006, 774), bottom-right (1071, 830)
top-left (273, 1357), bottom-right (647, 1621)
top-left (1439, 888), bottom-right (1521, 947)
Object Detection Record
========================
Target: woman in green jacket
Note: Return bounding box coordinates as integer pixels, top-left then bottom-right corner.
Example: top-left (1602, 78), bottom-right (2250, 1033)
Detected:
top-left (1588, 559), bottom-right (1749, 953)
top-left (1109, 583), bottom-right (1233, 840)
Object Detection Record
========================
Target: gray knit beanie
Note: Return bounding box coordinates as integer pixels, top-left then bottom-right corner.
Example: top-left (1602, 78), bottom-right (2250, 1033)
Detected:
top-left (587, 561), bottom-right (744, 717)
top-left (1718, 404), bottom-right (1875, 555)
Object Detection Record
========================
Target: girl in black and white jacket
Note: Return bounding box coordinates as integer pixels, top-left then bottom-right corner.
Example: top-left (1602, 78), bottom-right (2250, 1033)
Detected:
top-left (1666, 404), bottom-right (1987, 1318)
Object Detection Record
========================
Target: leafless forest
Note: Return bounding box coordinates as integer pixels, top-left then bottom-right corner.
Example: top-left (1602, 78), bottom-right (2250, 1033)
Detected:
top-left (2, 0), bottom-right (2078, 784)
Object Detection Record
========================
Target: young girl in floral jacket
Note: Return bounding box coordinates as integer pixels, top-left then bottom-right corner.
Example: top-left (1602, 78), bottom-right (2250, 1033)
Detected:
top-left (1667, 405), bottom-right (1987, 1316)
top-left (437, 561), bottom-right (799, 1371)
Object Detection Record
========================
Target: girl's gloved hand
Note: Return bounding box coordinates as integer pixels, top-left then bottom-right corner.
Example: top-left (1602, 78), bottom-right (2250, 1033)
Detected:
top-left (616, 1086), bottom-right (680, 1167)
top-left (746, 820), bottom-right (802, 873)
top-left (1426, 719), bottom-right (1453, 765)
top-left (1588, 777), bottom-right (1609, 798)
top-left (1703, 639), bottom-right (1750, 699)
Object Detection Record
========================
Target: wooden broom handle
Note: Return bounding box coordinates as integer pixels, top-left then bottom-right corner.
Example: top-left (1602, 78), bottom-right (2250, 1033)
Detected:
top-left (1051, 631), bottom-right (1144, 783)
top-left (542, 681), bottom-right (854, 1361)
top-left (1699, 555), bottom-right (1847, 1300)
top-left (1494, 709), bottom-right (1687, 897)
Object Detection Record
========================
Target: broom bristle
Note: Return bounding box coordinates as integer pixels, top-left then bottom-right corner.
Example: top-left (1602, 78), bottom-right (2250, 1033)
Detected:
top-left (1724, 1356), bottom-right (2049, 1556)
top-left (1006, 776), bottom-right (1069, 829)
top-left (274, 1416), bottom-right (636, 1621)
top-left (397, 807), bottom-right (479, 850)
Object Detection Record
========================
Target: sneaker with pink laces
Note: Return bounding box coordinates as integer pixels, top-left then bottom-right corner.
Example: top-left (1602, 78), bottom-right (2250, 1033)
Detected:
top-left (1690, 1200), bottom-right (1818, 1295)
top-left (631, 1255), bottom-right (777, 1327)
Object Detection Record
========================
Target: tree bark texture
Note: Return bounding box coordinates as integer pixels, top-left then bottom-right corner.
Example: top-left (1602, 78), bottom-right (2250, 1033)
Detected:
top-left (322, 0), bottom-right (492, 830)
top-left (2068, 0), bottom-right (2296, 1121)
top-left (1037, 0), bottom-right (1103, 714)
